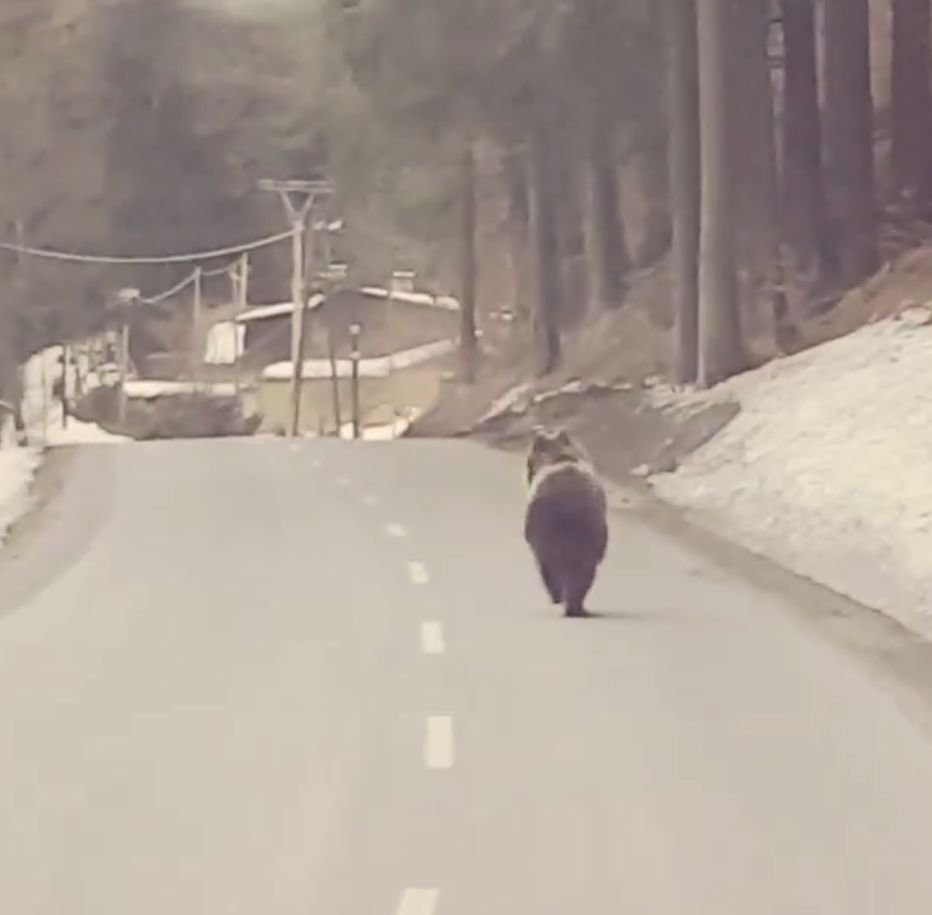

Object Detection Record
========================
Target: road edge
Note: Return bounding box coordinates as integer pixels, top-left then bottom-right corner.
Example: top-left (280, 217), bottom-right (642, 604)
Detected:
top-left (617, 478), bottom-right (932, 734)
top-left (1, 446), bottom-right (75, 559)
top-left (470, 434), bottom-right (932, 737)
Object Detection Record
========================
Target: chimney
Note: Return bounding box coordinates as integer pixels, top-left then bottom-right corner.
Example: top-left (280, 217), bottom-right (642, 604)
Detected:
top-left (390, 270), bottom-right (416, 295)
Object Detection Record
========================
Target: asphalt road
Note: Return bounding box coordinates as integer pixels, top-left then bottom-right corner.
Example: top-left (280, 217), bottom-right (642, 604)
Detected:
top-left (2, 437), bottom-right (932, 915)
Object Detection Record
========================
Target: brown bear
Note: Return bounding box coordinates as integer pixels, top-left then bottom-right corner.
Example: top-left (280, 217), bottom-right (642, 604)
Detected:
top-left (524, 427), bottom-right (608, 617)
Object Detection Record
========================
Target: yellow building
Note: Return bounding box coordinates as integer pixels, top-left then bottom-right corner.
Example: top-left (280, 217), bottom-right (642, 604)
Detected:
top-left (257, 339), bottom-right (456, 437)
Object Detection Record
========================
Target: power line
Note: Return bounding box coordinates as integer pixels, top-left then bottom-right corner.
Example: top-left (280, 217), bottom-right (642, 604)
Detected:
top-left (0, 229), bottom-right (293, 265)
top-left (139, 272), bottom-right (197, 305)
top-left (201, 263), bottom-right (236, 278)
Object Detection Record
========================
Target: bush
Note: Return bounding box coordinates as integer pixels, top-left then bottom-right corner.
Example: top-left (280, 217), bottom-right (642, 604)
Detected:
top-left (74, 387), bottom-right (262, 440)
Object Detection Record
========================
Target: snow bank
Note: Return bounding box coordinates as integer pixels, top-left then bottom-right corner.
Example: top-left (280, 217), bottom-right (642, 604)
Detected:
top-left (124, 380), bottom-right (238, 399)
top-left (261, 339), bottom-right (455, 381)
top-left (337, 408), bottom-right (424, 441)
top-left (43, 416), bottom-right (131, 447)
top-left (358, 286), bottom-right (460, 311)
top-left (0, 448), bottom-right (41, 543)
top-left (22, 344), bottom-right (129, 447)
top-left (649, 308), bottom-right (932, 639)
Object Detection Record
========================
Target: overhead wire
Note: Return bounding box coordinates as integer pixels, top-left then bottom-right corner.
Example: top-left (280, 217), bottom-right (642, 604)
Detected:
top-left (0, 229), bottom-right (292, 265)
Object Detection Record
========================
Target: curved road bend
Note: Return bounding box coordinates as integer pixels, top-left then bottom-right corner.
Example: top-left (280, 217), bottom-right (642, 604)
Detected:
top-left (1, 438), bottom-right (932, 914)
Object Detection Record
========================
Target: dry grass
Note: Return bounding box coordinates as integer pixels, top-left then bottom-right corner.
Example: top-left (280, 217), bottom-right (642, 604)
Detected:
top-left (801, 245), bottom-right (932, 349)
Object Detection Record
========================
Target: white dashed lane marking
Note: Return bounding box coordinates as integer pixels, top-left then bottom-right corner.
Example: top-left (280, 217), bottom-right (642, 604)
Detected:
top-left (396, 888), bottom-right (439, 915)
top-left (362, 493), bottom-right (379, 507)
top-left (386, 522), bottom-right (407, 538)
top-left (419, 621), bottom-right (446, 655)
top-left (407, 561), bottom-right (429, 585)
top-left (424, 716), bottom-right (454, 770)
top-left (337, 477), bottom-right (352, 487)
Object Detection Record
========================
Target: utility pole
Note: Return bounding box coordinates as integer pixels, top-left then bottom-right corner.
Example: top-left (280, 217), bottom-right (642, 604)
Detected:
top-left (320, 261), bottom-right (348, 438)
top-left (40, 348), bottom-right (48, 442)
top-left (238, 253), bottom-right (250, 312)
top-left (191, 266), bottom-right (203, 385)
top-left (259, 178), bottom-right (334, 438)
top-left (116, 287), bottom-right (140, 429)
top-left (13, 219), bottom-right (29, 446)
top-left (60, 343), bottom-right (69, 429)
top-left (326, 327), bottom-right (342, 436)
top-left (349, 321), bottom-right (362, 440)
top-left (231, 254), bottom-right (249, 397)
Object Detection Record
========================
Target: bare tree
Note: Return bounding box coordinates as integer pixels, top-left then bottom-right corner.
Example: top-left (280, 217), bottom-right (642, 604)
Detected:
top-left (458, 138), bottom-right (479, 382)
top-left (729, 0), bottom-right (787, 351)
top-left (782, 0), bottom-right (831, 280)
top-left (666, 0), bottom-right (701, 383)
top-left (528, 121), bottom-right (563, 375)
top-left (697, 0), bottom-right (745, 386)
top-left (581, 112), bottom-right (629, 312)
top-left (891, 0), bottom-right (932, 212)
top-left (821, 0), bottom-right (878, 285)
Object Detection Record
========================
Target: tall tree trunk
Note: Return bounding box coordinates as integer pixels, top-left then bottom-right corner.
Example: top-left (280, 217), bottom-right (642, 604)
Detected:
top-left (891, 0), bottom-right (932, 211)
top-left (782, 0), bottom-right (831, 280)
top-left (637, 1), bottom-right (673, 268)
top-left (582, 111), bottom-right (629, 311)
top-left (666, 0), bottom-right (701, 383)
top-left (822, 0), bottom-right (878, 285)
top-left (635, 127), bottom-right (674, 268)
top-left (697, 0), bottom-right (745, 386)
top-left (502, 146), bottom-right (532, 325)
top-left (458, 139), bottom-right (479, 383)
top-left (553, 137), bottom-right (588, 327)
top-left (528, 122), bottom-right (562, 376)
top-left (729, 0), bottom-right (787, 351)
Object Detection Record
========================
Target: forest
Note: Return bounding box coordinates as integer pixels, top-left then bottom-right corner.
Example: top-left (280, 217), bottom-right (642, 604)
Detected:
top-left (0, 0), bottom-right (928, 397)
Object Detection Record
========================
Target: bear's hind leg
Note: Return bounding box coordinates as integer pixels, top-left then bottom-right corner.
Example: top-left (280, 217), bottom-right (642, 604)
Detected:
top-left (564, 562), bottom-right (597, 618)
top-left (537, 557), bottom-right (563, 604)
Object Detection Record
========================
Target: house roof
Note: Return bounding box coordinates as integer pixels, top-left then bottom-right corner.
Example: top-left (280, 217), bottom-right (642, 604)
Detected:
top-left (234, 293), bottom-right (325, 324)
top-left (234, 287), bottom-right (458, 327)
top-left (124, 380), bottom-right (239, 400)
top-left (358, 286), bottom-right (460, 311)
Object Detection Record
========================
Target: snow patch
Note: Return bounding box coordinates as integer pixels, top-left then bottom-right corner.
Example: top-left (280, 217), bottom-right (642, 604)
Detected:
top-left (477, 383), bottom-right (534, 424)
top-left (22, 344), bottom-right (129, 447)
top-left (649, 315), bottom-right (932, 639)
top-left (234, 295), bottom-right (325, 324)
top-left (0, 447), bottom-right (41, 543)
top-left (124, 380), bottom-right (239, 400)
top-left (261, 339), bottom-right (455, 381)
top-left (203, 321), bottom-right (245, 365)
top-left (358, 286), bottom-right (460, 311)
top-left (337, 408), bottom-right (423, 441)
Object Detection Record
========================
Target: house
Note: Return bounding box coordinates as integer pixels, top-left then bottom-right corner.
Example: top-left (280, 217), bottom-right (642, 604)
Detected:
top-left (256, 338), bottom-right (456, 437)
top-left (233, 286), bottom-right (459, 374)
top-left (233, 294), bottom-right (326, 372)
top-left (240, 283), bottom-right (461, 436)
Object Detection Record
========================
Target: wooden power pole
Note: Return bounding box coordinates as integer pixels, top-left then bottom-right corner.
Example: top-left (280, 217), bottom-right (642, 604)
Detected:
top-left (349, 321), bottom-right (362, 440)
top-left (259, 178), bottom-right (334, 438)
top-left (320, 262), bottom-right (348, 438)
top-left (237, 253), bottom-right (250, 312)
top-left (116, 287), bottom-right (140, 429)
top-left (190, 266), bottom-right (203, 385)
